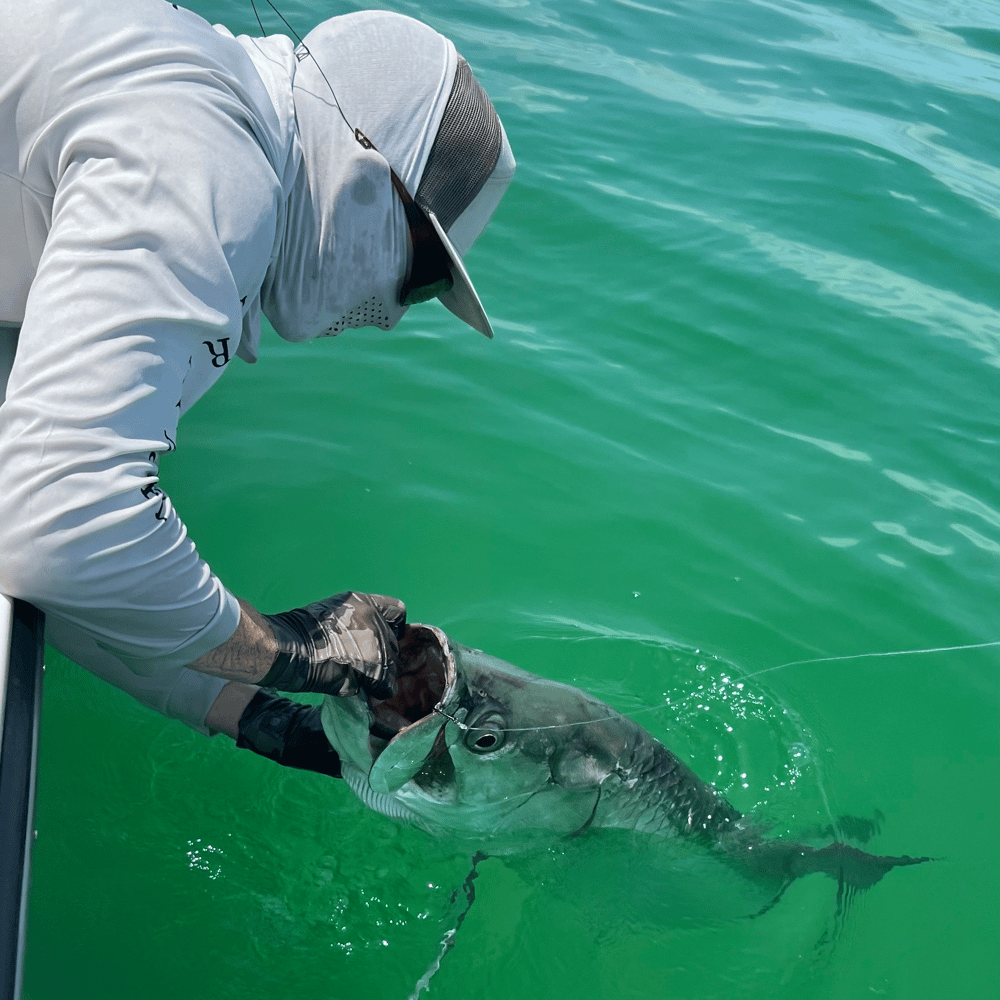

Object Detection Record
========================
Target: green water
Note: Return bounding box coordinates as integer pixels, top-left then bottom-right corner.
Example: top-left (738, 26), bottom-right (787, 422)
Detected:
top-left (24, 1), bottom-right (999, 997)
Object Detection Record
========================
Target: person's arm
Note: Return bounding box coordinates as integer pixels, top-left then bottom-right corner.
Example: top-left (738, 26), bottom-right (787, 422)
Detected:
top-left (195, 589), bottom-right (412, 778)
top-left (205, 681), bottom-right (343, 779)
top-left (188, 592), bottom-right (406, 699)
top-left (188, 600), bottom-right (279, 686)
top-left (0, 85), bottom-right (280, 676)
top-left (203, 680), bottom-right (260, 738)
top-left (0, 25), bottom-right (402, 731)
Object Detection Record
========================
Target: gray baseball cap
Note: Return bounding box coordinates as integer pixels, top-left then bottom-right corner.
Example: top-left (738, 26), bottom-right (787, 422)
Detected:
top-left (410, 57), bottom-right (516, 338)
top-left (296, 12), bottom-right (516, 339)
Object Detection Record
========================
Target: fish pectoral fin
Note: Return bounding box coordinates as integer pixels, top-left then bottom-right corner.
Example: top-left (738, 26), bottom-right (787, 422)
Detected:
top-left (566, 788), bottom-right (602, 839)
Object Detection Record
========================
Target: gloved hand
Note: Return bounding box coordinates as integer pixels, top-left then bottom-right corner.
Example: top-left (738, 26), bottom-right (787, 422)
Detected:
top-left (258, 592), bottom-right (406, 699)
top-left (236, 690), bottom-right (342, 779)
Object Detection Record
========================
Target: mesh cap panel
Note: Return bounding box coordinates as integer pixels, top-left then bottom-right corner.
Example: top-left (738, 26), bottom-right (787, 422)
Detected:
top-left (415, 58), bottom-right (502, 233)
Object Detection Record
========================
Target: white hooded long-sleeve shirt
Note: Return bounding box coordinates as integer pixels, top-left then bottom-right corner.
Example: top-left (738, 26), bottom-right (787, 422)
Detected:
top-left (0, 0), bottom-right (304, 727)
top-left (0, 0), bottom-right (502, 730)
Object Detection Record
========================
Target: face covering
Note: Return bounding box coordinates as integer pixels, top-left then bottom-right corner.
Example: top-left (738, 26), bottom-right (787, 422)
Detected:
top-left (260, 11), bottom-right (461, 343)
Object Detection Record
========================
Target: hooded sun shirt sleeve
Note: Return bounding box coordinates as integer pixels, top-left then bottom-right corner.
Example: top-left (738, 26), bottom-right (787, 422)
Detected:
top-left (0, 1), bottom-right (298, 723)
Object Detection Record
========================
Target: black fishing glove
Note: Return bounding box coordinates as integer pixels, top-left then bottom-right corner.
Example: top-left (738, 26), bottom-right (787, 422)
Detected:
top-left (236, 689), bottom-right (342, 779)
top-left (258, 591), bottom-right (406, 699)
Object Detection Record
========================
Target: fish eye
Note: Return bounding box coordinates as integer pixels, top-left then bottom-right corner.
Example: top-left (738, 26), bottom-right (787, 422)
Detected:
top-left (464, 713), bottom-right (507, 754)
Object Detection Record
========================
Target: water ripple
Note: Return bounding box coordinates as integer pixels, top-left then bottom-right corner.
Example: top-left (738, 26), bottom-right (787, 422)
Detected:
top-left (753, 0), bottom-right (1000, 101)
top-left (588, 179), bottom-right (1000, 366)
top-left (883, 468), bottom-right (1000, 530)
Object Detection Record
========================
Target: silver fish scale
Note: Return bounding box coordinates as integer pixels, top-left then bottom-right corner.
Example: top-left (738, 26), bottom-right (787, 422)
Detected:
top-left (611, 738), bottom-right (742, 839)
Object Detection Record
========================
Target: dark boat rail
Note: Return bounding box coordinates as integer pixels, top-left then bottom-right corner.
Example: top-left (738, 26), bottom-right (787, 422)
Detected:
top-left (0, 598), bottom-right (44, 1000)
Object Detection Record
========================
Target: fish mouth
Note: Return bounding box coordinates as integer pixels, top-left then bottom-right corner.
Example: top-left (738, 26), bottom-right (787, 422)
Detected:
top-left (363, 624), bottom-right (460, 794)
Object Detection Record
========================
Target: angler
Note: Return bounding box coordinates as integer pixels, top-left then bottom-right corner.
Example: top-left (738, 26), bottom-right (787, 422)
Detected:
top-left (0, 0), bottom-right (513, 760)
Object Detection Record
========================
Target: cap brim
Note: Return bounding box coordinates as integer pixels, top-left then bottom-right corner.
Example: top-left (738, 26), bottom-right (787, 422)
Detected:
top-left (425, 209), bottom-right (494, 339)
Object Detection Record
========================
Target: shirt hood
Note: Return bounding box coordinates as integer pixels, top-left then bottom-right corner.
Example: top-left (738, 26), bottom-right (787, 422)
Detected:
top-left (258, 11), bottom-right (461, 345)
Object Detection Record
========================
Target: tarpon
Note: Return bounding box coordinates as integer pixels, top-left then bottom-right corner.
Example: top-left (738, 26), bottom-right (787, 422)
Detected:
top-left (322, 625), bottom-right (929, 907)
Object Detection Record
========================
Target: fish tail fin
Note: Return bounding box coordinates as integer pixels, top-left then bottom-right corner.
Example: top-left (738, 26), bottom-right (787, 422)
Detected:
top-left (790, 842), bottom-right (934, 890)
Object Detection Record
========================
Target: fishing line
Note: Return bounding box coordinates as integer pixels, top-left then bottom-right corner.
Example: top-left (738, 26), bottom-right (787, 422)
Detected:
top-left (741, 640), bottom-right (1000, 680)
top-left (435, 638), bottom-right (1000, 735)
top-left (250, 0), bottom-right (368, 143)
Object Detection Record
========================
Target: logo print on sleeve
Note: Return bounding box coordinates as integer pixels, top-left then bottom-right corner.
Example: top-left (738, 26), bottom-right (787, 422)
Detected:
top-left (203, 337), bottom-right (231, 368)
top-left (140, 481), bottom-right (167, 521)
top-left (140, 430), bottom-right (176, 521)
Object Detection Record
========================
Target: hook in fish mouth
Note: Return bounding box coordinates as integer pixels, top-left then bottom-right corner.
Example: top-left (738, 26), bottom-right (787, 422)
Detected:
top-left (433, 705), bottom-right (468, 731)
